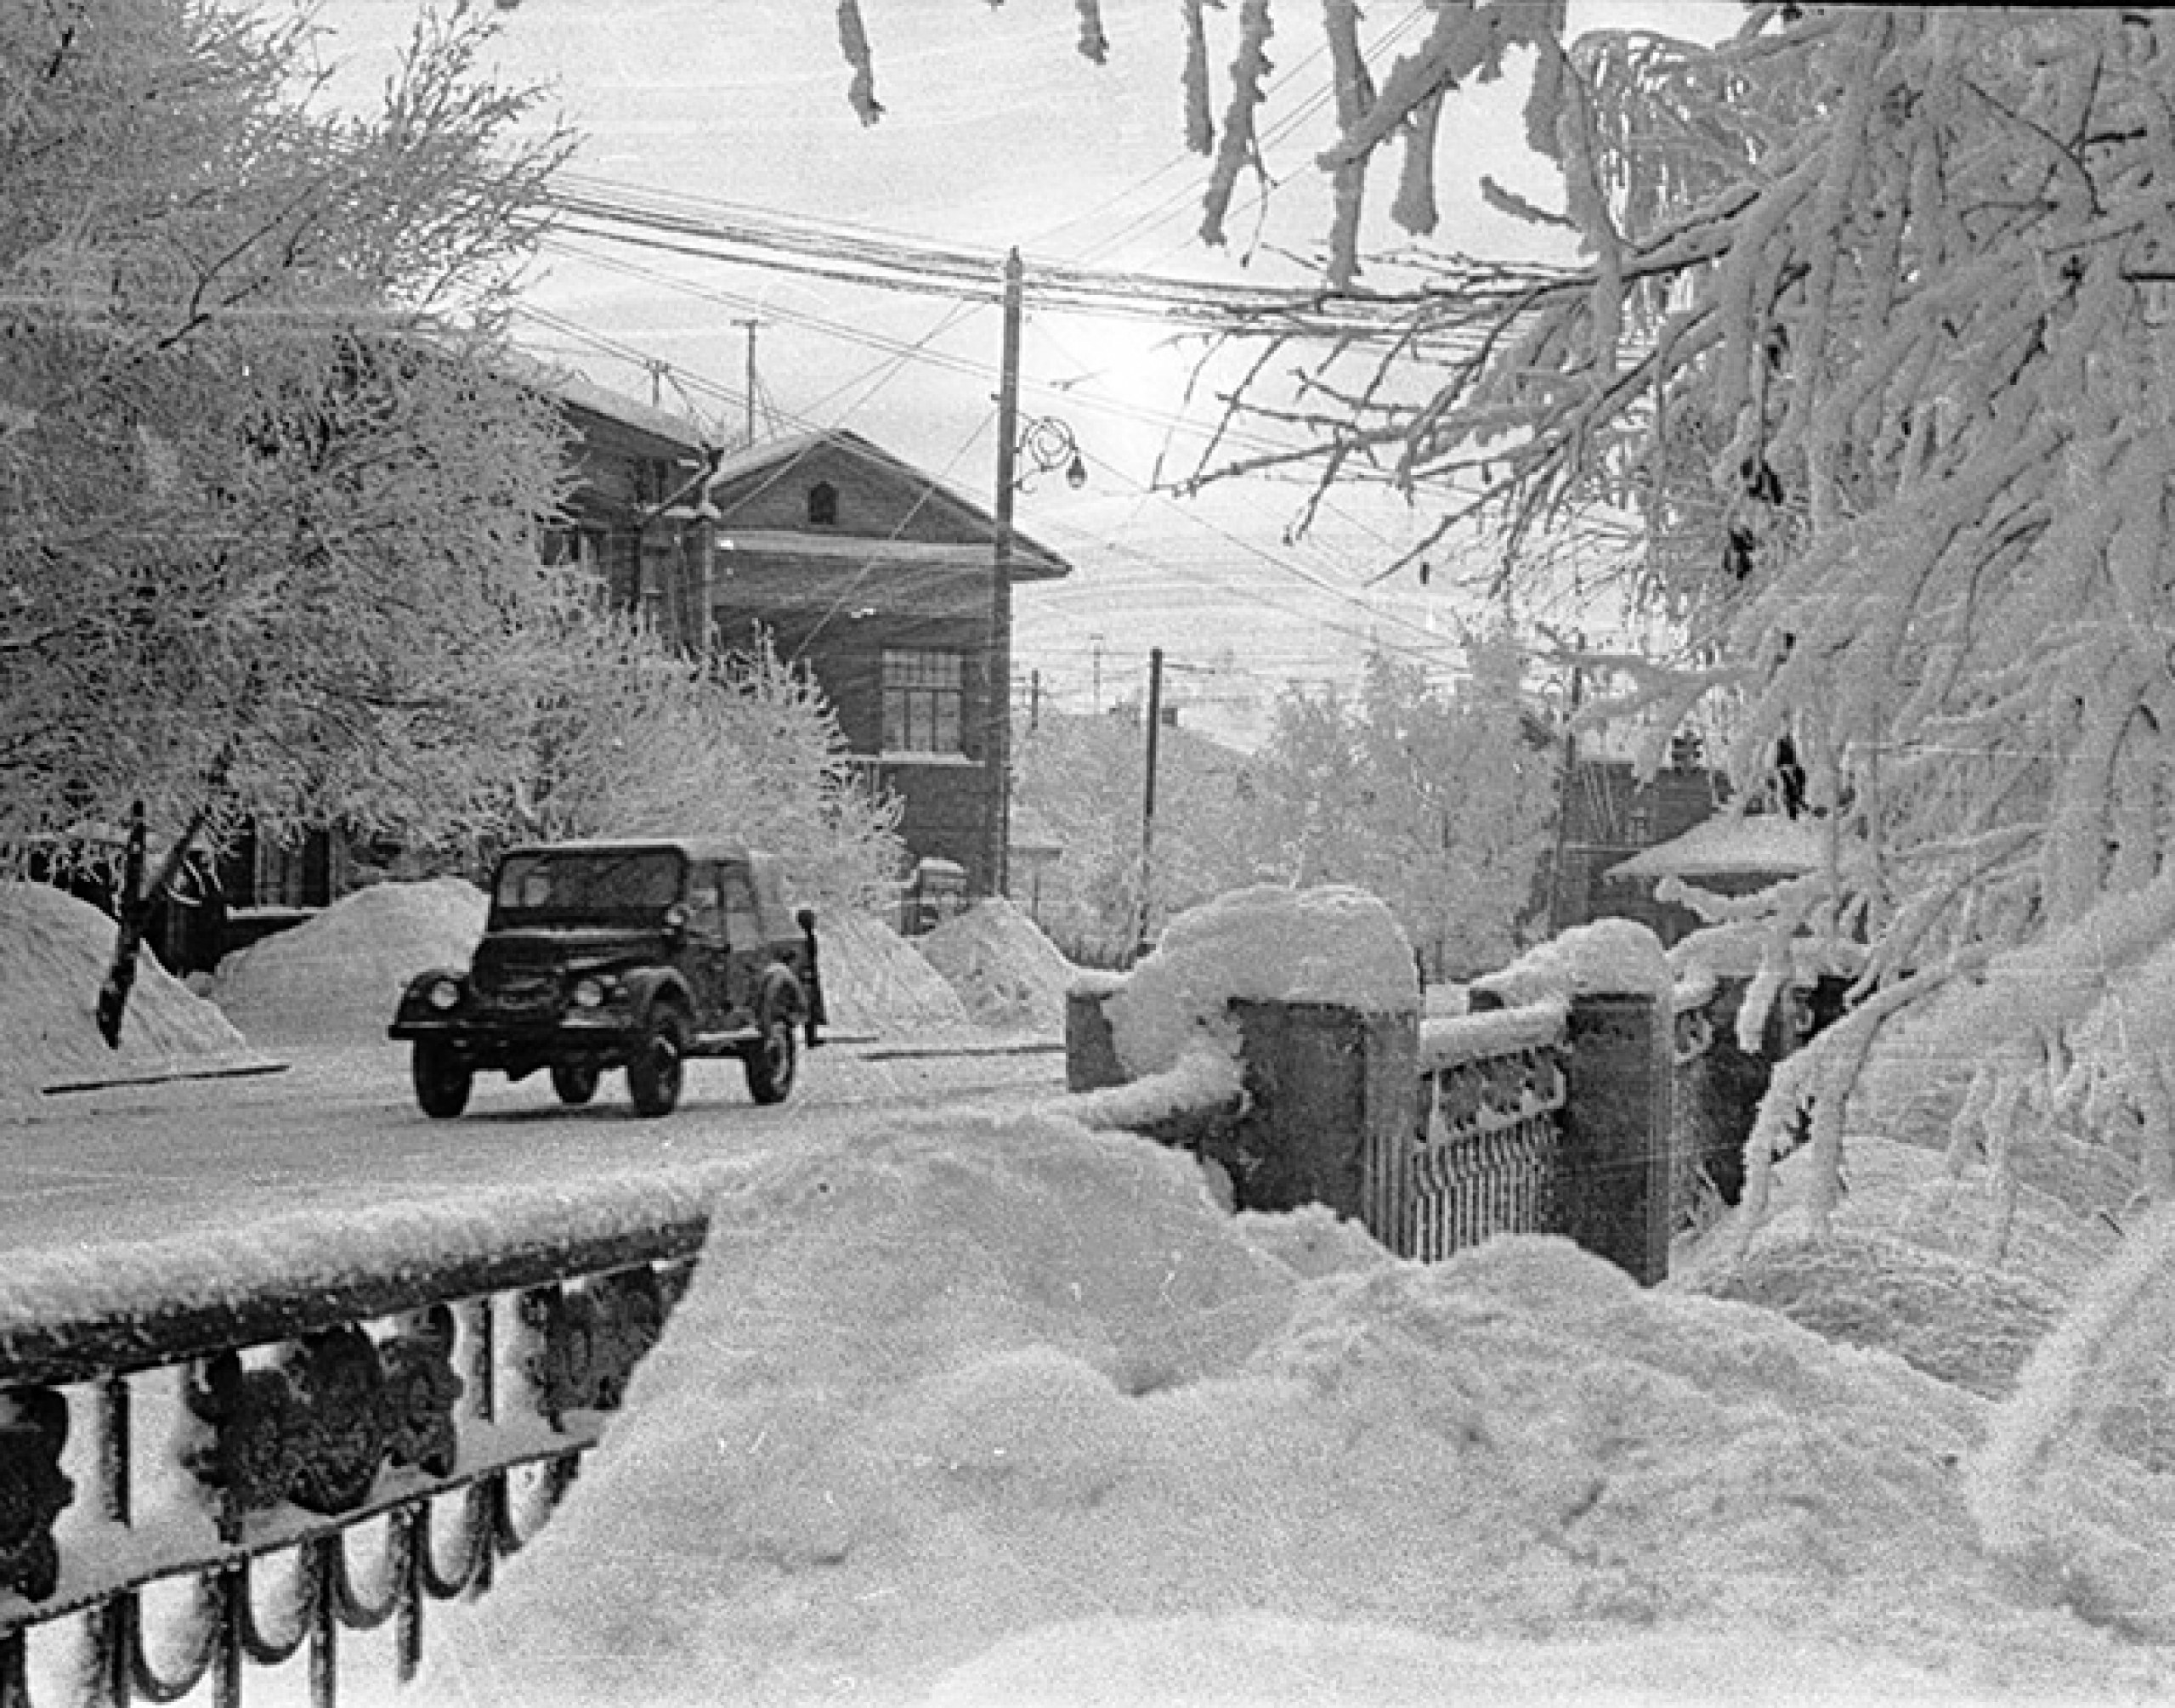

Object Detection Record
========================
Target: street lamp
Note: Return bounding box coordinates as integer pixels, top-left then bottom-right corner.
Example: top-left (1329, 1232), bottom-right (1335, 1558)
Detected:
top-left (1014, 415), bottom-right (1088, 493)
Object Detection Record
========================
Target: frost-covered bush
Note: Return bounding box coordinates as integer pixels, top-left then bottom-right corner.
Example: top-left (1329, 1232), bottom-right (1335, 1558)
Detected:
top-left (518, 620), bottom-right (903, 914)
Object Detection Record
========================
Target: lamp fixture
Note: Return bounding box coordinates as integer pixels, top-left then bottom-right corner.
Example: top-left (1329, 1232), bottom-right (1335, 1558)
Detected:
top-left (1015, 416), bottom-right (1086, 492)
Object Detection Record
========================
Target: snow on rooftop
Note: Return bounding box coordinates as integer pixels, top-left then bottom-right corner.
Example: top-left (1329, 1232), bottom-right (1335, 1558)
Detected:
top-left (1104, 885), bottom-right (1419, 1078)
top-left (1607, 813), bottom-right (1831, 882)
top-left (0, 882), bottom-right (272, 1104)
top-left (915, 899), bottom-right (1078, 1035)
top-left (420, 1109), bottom-right (2175, 1705)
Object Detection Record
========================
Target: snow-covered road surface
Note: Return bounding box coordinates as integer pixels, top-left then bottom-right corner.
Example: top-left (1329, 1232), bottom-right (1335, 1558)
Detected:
top-left (0, 1034), bottom-right (1067, 1259)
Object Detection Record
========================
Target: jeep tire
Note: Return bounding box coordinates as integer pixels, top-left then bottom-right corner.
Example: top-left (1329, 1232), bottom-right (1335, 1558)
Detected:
top-left (412, 1038), bottom-right (472, 1119)
top-left (745, 1010), bottom-right (798, 1106)
top-left (550, 1061), bottom-right (601, 1106)
top-left (626, 1009), bottom-right (688, 1117)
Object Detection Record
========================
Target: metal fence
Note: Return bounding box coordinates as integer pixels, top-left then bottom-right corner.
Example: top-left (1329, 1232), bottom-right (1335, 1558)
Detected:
top-left (1398, 1010), bottom-right (1570, 1262)
top-left (1, 1218), bottom-right (705, 1708)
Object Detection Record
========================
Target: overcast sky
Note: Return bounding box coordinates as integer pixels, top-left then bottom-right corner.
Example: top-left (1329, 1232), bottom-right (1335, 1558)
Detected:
top-left (300, 0), bottom-right (1736, 742)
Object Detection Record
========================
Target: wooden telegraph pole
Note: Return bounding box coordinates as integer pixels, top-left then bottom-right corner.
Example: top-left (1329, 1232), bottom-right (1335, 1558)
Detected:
top-left (984, 248), bottom-right (1024, 898)
top-left (1136, 647), bottom-right (1164, 957)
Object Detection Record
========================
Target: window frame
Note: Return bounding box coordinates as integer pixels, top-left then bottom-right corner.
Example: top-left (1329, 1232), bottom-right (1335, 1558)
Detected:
top-left (881, 648), bottom-right (966, 757)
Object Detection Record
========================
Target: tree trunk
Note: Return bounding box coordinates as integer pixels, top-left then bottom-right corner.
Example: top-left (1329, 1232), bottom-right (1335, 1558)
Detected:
top-left (94, 804), bottom-right (150, 1049)
top-left (96, 800), bottom-right (208, 1049)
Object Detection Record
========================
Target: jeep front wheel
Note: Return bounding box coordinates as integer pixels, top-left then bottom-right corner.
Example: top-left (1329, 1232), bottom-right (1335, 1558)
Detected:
top-left (745, 1011), bottom-right (798, 1106)
top-left (412, 1039), bottom-right (472, 1119)
top-left (550, 1061), bottom-right (600, 1106)
top-left (626, 1010), bottom-right (687, 1117)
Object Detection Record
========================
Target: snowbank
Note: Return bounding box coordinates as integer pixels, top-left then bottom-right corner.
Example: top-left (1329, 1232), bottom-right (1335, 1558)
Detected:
top-left (1473, 916), bottom-right (1673, 1007)
top-left (208, 878), bottom-right (487, 1047)
top-left (422, 1111), bottom-right (2175, 1706)
top-left (0, 883), bottom-right (269, 1104)
top-left (1104, 885), bottom-right (1417, 1078)
top-left (819, 910), bottom-right (971, 1036)
top-left (915, 899), bottom-right (1077, 1034)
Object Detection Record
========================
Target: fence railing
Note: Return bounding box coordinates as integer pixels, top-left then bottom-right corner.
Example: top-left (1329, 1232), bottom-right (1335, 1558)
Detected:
top-left (1066, 970), bottom-right (1799, 1284)
top-left (0, 1205), bottom-right (708, 1708)
top-left (1402, 1005), bottom-right (1569, 1262)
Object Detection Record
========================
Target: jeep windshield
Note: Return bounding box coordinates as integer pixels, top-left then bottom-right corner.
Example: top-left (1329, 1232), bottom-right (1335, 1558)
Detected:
top-left (490, 848), bottom-right (685, 927)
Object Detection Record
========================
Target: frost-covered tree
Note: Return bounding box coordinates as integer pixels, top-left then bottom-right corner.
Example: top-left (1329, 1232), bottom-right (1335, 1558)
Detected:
top-left (0, 0), bottom-right (574, 1038)
top-left (1011, 707), bottom-right (1262, 964)
top-left (878, 4), bottom-right (2175, 1230)
top-left (519, 619), bottom-right (905, 914)
top-left (1251, 634), bottom-right (1555, 979)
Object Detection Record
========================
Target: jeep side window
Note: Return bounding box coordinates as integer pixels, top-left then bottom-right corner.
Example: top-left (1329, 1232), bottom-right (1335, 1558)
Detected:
top-left (721, 868), bottom-right (761, 948)
top-left (686, 869), bottom-right (723, 938)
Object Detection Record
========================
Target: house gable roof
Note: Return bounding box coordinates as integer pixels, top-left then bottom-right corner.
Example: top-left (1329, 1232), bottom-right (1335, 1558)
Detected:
top-left (703, 427), bottom-right (1073, 582)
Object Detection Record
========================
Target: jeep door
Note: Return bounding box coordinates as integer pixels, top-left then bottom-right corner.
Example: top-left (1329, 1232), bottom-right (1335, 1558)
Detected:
top-left (717, 862), bottom-right (767, 1023)
top-left (680, 862), bottom-right (736, 1031)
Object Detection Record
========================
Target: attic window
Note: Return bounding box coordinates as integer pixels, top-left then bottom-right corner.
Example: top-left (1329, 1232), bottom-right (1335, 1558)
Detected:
top-left (807, 482), bottom-right (839, 527)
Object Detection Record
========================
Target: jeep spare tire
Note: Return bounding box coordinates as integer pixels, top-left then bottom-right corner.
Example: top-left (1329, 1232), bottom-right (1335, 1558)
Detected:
top-left (626, 1009), bottom-right (687, 1117)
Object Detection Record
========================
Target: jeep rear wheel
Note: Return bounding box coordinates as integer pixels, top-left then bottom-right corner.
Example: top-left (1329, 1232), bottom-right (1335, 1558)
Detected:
top-left (550, 1062), bottom-right (600, 1106)
top-left (412, 1039), bottom-right (472, 1119)
top-left (626, 1010), bottom-right (687, 1117)
top-left (744, 1011), bottom-right (798, 1106)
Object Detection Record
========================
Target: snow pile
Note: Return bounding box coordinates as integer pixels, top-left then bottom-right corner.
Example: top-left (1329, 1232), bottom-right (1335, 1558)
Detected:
top-left (208, 878), bottom-right (487, 1046)
top-left (0, 882), bottom-right (269, 1103)
top-left (915, 899), bottom-right (1078, 1034)
top-left (1607, 812), bottom-right (1829, 881)
top-left (819, 910), bottom-right (971, 1036)
top-left (424, 1111), bottom-right (2175, 1706)
top-left (1104, 885), bottom-right (1417, 1078)
top-left (1473, 916), bottom-right (1673, 1007)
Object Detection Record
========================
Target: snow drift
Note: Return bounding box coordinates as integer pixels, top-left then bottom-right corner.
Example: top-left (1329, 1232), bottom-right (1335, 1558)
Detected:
top-left (424, 1111), bottom-right (2175, 1707)
top-left (915, 899), bottom-right (1076, 1034)
top-left (0, 882), bottom-right (269, 1103)
top-left (208, 878), bottom-right (488, 1047)
top-left (818, 908), bottom-right (971, 1036)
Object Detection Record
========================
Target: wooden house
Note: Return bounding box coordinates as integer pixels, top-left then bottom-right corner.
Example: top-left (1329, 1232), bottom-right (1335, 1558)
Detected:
top-left (700, 427), bottom-right (1073, 895)
top-left (179, 384), bottom-right (1068, 968)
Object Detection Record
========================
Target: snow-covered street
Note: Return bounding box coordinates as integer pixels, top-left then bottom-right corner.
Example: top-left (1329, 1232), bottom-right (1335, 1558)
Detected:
top-left (0, 1034), bottom-right (1064, 1260)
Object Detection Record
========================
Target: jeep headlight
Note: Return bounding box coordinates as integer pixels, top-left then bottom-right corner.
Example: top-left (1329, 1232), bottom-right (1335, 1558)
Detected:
top-left (427, 977), bottom-right (462, 1012)
top-left (572, 976), bottom-right (608, 1010)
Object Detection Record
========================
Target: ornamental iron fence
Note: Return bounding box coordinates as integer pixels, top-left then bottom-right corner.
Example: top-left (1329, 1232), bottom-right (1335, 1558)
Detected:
top-left (0, 1218), bottom-right (705, 1708)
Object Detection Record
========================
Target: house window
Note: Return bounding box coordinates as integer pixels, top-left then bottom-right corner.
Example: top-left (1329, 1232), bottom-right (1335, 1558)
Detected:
top-left (807, 482), bottom-right (839, 527)
top-left (883, 649), bottom-right (964, 755)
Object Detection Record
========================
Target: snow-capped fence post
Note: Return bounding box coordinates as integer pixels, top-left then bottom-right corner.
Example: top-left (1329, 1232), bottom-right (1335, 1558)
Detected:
top-left (1557, 991), bottom-right (1677, 1286)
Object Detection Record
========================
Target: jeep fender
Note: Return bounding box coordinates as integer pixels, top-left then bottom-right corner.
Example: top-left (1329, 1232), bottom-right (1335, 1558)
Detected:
top-left (622, 968), bottom-right (694, 1031)
top-left (756, 967), bottom-right (806, 1026)
top-left (393, 967), bottom-right (467, 1025)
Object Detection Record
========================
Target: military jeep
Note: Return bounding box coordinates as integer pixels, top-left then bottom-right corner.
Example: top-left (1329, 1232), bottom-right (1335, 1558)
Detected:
top-left (389, 839), bottom-right (822, 1119)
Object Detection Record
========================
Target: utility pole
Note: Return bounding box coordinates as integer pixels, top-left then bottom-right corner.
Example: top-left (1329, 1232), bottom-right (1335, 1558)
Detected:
top-left (734, 318), bottom-right (762, 446)
top-left (984, 247), bottom-right (1024, 899)
top-left (1136, 647), bottom-right (1164, 958)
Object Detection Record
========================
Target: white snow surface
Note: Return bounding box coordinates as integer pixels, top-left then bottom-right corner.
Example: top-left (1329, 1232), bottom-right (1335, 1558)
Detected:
top-left (1473, 916), bottom-right (1674, 1006)
top-left (915, 899), bottom-right (1078, 1034)
top-left (820, 908), bottom-right (972, 1036)
top-left (207, 879), bottom-right (976, 1045)
top-left (1606, 812), bottom-right (1830, 880)
top-left (0, 882), bottom-right (271, 1103)
top-left (208, 876), bottom-right (488, 1045)
top-left (1104, 885), bottom-right (1418, 1077)
top-left (422, 1109), bottom-right (2175, 1707)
